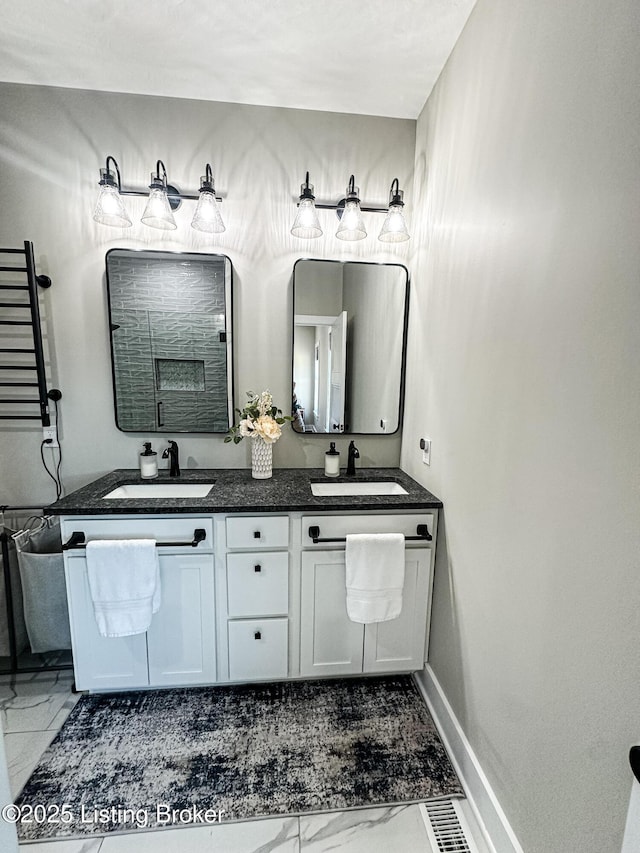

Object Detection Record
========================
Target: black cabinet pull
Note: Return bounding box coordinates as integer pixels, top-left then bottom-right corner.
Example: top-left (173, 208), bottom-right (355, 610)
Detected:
top-left (253, 531), bottom-right (261, 539)
top-left (254, 564), bottom-right (262, 573)
top-left (157, 401), bottom-right (164, 427)
top-left (254, 631), bottom-right (261, 640)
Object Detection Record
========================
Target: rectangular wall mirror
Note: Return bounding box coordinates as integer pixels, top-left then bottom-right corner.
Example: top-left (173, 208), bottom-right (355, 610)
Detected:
top-left (292, 259), bottom-right (408, 435)
top-left (106, 249), bottom-right (233, 433)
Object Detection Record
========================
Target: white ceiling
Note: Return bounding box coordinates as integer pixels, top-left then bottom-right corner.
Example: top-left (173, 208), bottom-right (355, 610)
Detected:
top-left (0, 0), bottom-right (476, 119)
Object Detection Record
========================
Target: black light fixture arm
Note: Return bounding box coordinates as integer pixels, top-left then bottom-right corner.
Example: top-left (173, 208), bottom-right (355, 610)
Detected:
top-left (304, 172), bottom-right (391, 214)
top-left (389, 177), bottom-right (405, 207)
top-left (200, 163), bottom-right (215, 192)
top-left (100, 155), bottom-right (123, 190)
top-left (299, 171), bottom-right (316, 201)
top-left (101, 156), bottom-right (223, 203)
top-left (151, 159), bottom-right (168, 189)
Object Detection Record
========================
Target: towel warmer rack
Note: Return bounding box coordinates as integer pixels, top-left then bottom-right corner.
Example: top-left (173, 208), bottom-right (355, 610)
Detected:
top-left (0, 240), bottom-right (61, 424)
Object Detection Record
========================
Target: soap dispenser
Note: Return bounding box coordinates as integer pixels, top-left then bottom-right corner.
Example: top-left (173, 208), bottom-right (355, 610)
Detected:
top-left (140, 442), bottom-right (158, 479)
top-left (324, 442), bottom-right (340, 477)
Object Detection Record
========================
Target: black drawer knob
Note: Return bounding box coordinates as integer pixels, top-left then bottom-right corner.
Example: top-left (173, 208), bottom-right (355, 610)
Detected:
top-left (254, 631), bottom-right (261, 640)
top-left (253, 531), bottom-right (261, 539)
top-left (254, 564), bottom-right (262, 573)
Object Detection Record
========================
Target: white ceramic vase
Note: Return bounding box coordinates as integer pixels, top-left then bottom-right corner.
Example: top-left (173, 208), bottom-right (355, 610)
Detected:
top-left (251, 436), bottom-right (273, 479)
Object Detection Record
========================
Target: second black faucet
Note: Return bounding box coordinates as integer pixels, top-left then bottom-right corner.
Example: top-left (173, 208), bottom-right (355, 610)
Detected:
top-left (162, 440), bottom-right (180, 477)
top-left (346, 441), bottom-right (359, 476)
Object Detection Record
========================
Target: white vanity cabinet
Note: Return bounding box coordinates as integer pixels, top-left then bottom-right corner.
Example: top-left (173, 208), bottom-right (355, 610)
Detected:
top-left (299, 513), bottom-right (437, 678)
top-left (61, 516), bottom-right (215, 691)
top-left (60, 502), bottom-right (438, 691)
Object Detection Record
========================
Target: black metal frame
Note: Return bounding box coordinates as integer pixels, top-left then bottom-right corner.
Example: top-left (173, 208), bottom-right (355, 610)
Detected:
top-left (104, 248), bottom-right (234, 434)
top-left (0, 504), bottom-right (73, 677)
top-left (291, 258), bottom-right (410, 437)
top-left (0, 241), bottom-right (60, 425)
top-left (308, 524), bottom-right (431, 544)
top-left (99, 155), bottom-right (223, 210)
top-left (630, 746), bottom-right (640, 783)
top-left (62, 528), bottom-right (207, 551)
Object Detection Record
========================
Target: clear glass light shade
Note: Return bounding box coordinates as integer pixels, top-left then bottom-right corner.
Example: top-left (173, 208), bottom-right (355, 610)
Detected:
top-left (141, 187), bottom-right (177, 230)
top-left (378, 204), bottom-right (410, 242)
top-left (93, 184), bottom-right (132, 228)
top-left (191, 190), bottom-right (225, 234)
top-left (336, 200), bottom-right (367, 241)
top-left (291, 198), bottom-right (322, 239)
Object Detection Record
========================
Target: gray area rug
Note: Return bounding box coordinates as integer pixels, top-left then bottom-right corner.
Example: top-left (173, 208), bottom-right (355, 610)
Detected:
top-left (15, 675), bottom-right (463, 840)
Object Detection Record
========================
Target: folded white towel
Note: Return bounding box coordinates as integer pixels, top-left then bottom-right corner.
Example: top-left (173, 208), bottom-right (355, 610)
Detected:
top-left (345, 532), bottom-right (405, 624)
top-left (85, 539), bottom-right (161, 638)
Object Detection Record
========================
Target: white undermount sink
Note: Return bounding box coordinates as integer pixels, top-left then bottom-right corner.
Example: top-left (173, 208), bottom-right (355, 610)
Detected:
top-left (310, 481), bottom-right (408, 497)
top-left (102, 483), bottom-right (215, 499)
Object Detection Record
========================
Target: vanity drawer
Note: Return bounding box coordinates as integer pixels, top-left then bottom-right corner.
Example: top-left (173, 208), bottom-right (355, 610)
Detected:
top-left (225, 516), bottom-right (289, 550)
top-left (228, 618), bottom-right (288, 681)
top-left (60, 516), bottom-right (214, 549)
top-left (227, 552), bottom-right (288, 617)
top-left (302, 514), bottom-right (435, 547)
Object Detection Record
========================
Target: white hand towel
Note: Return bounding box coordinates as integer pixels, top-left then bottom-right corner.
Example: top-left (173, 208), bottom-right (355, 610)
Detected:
top-left (345, 532), bottom-right (405, 624)
top-left (86, 539), bottom-right (161, 638)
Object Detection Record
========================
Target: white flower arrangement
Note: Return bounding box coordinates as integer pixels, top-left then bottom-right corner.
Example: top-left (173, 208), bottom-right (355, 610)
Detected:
top-left (225, 390), bottom-right (291, 444)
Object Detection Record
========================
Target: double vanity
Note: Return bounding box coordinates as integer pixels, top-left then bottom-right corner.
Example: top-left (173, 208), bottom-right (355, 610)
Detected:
top-left (48, 469), bottom-right (442, 693)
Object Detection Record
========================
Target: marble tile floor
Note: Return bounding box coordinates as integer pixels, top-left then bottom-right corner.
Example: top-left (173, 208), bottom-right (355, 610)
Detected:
top-left (2, 670), bottom-right (492, 853)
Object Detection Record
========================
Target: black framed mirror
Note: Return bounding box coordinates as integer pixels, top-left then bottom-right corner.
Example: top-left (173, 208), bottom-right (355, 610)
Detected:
top-left (292, 259), bottom-right (409, 435)
top-left (106, 249), bottom-right (233, 433)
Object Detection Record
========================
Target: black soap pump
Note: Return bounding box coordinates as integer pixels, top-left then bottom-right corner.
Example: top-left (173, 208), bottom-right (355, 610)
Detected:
top-left (140, 441), bottom-right (158, 479)
top-left (324, 442), bottom-right (340, 477)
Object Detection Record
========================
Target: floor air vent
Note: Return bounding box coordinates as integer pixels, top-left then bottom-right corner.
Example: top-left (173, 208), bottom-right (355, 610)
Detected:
top-left (420, 800), bottom-right (479, 853)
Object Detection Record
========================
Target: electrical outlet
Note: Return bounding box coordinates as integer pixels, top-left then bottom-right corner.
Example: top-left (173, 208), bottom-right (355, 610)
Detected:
top-left (42, 425), bottom-right (59, 448)
top-left (420, 437), bottom-right (431, 465)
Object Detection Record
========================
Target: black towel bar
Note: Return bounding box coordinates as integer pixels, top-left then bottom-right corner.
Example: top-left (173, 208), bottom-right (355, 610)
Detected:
top-left (308, 524), bottom-right (432, 544)
top-left (62, 528), bottom-right (207, 551)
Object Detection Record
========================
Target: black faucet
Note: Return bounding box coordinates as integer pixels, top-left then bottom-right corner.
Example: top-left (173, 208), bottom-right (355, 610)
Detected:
top-left (162, 440), bottom-right (180, 477)
top-left (346, 440), bottom-right (360, 476)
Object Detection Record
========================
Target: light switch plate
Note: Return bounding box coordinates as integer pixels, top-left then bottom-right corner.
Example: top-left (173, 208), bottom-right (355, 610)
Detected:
top-left (421, 437), bottom-right (431, 465)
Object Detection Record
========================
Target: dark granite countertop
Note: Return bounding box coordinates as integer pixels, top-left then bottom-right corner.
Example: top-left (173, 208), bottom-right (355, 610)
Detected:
top-left (46, 468), bottom-right (442, 515)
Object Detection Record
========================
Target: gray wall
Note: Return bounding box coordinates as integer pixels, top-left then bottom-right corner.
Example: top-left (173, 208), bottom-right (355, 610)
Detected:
top-left (0, 84), bottom-right (414, 502)
top-left (401, 0), bottom-right (640, 851)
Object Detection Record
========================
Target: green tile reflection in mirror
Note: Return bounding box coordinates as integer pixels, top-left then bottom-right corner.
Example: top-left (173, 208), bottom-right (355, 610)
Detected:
top-left (105, 249), bottom-right (233, 433)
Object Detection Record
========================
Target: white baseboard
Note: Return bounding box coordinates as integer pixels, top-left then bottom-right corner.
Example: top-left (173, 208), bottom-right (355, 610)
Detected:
top-left (414, 665), bottom-right (524, 853)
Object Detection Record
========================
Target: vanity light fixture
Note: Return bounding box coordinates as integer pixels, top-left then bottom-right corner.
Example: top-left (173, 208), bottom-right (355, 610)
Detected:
top-left (141, 160), bottom-right (177, 230)
top-left (335, 175), bottom-right (367, 242)
top-left (93, 155), bottom-right (225, 233)
top-left (378, 178), bottom-right (410, 243)
top-left (93, 156), bottom-right (132, 228)
top-left (291, 172), bottom-right (323, 239)
top-left (191, 164), bottom-right (226, 234)
top-left (291, 173), bottom-right (409, 242)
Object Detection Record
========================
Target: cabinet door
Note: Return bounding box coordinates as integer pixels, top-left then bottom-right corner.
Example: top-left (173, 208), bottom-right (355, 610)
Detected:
top-left (363, 549), bottom-right (432, 673)
top-left (65, 558), bottom-right (149, 691)
top-left (300, 551), bottom-right (364, 677)
top-left (147, 553), bottom-right (216, 686)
